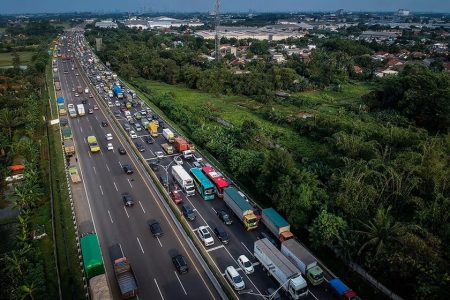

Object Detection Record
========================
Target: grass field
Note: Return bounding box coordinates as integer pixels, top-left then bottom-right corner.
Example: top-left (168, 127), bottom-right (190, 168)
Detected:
top-left (0, 51), bottom-right (34, 67)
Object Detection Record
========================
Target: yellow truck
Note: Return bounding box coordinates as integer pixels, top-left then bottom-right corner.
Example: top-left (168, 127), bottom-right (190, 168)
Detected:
top-left (87, 136), bottom-right (100, 153)
top-left (161, 143), bottom-right (174, 155)
top-left (148, 120), bottom-right (159, 137)
top-left (69, 166), bottom-right (81, 183)
top-left (64, 139), bottom-right (75, 156)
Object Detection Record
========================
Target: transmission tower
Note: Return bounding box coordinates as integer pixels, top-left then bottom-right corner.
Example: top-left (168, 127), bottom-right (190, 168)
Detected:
top-left (214, 0), bottom-right (221, 61)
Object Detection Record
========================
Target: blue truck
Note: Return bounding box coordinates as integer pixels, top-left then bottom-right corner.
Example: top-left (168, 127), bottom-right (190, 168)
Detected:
top-left (328, 278), bottom-right (361, 300)
top-left (113, 84), bottom-right (123, 99)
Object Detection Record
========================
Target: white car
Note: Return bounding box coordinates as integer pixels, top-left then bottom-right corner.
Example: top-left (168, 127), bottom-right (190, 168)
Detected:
top-left (71, 87), bottom-right (75, 92)
top-left (129, 131), bottom-right (138, 139)
top-left (197, 226), bottom-right (214, 247)
top-left (107, 143), bottom-right (113, 151)
top-left (124, 111), bottom-right (131, 117)
top-left (105, 133), bottom-right (113, 140)
top-left (225, 266), bottom-right (245, 291)
top-left (155, 151), bottom-right (164, 159)
top-left (108, 101), bottom-right (113, 107)
top-left (115, 100), bottom-right (120, 107)
top-left (67, 103), bottom-right (74, 109)
top-left (174, 156), bottom-right (183, 165)
top-left (75, 93), bottom-right (79, 97)
top-left (237, 255), bottom-right (254, 274)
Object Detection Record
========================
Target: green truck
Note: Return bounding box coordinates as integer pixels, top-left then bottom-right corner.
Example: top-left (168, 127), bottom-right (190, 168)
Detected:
top-left (62, 127), bottom-right (72, 140)
top-left (80, 233), bottom-right (105, 279)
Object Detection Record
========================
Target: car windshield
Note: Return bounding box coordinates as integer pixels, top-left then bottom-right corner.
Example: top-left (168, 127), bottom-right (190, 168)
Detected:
top-left (296, 286), bottom-right (307, 295)
top-left (204, 233), bottom-right (211, 239)
top-left (232, 276), bottom-right (242, 284)
top-left (243, 261), bottom-right (251, 268)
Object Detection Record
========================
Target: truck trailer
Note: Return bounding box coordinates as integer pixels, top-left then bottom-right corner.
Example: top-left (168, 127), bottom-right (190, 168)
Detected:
top-left (223, 187), bottom-right (258, 230)
top-left (162, 128), bottom-right (175, 143)
top-left (77, 104), bottom-right (85, 116)
top-left (80, 233), bottom-right (105, 279)
top-left (254, 238), bottom-right (308, 299)
top-left (262, 208), bottom-right (294, 242)
top-left (281, 239), bottom-right (325, 285)
top-left (171, 165), bottom-right (195, 196)
top-left (64, 139), bottom-right (75, 156)
top-left (328, 278), bottom-right (360, 300)
top-left (174, 137), bottom-right (195, 152)
top-left (89, 274), bottom-right (112, 300)
top-left (109, 244), bottom-right (138, 299)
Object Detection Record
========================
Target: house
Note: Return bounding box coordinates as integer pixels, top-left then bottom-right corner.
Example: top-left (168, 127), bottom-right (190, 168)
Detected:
top-left (272, 53), bottom-right (286, 63)
top-left (376, 69), bottom-right (399, 77)
top-left (387, 58), bottom-right (404, 68)
top-left (353, 65), bottom-right (363, 74)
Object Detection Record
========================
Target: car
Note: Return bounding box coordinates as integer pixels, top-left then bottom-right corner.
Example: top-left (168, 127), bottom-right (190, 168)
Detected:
top-left (88, 108), bottom-right (94, 114)
top-left (134, 123), bottom-right (142, 132)
top-left (108, 101), bottom-right (113, 107)
top-left (122, 164), bottom-right (133, 174)
top-left (213, 227), bottom-right (229, 244)
top-left (114, 111), bottom-right (121, 117)
top-left (107, 143), bottom-right (113, 151)
top-left (258, 232), bottom-right (277, 246)
top-left (89, 94), bottom-right (93, 98)
top-left (123, 123), bottom-right (131, 131)
top-left (180, 204), bottom-right (195, 221)
top-left (115, 101), bottom-right (120, 107)
top-left (174, 156), bottom-right (183, 165)
top-left (140, 110), bottom-right (147, 116)
top-left (217, 210), bottom-right (233, 225)
top-left (237, 255), bottom-right (254, 274)
top-left (172, 254), bottom-right (188, 274)
top-left (192, 161), bottom-right (202, 168)
top-left (135, 143), bottom-right (145, 152)
top-left (74, 93), bottom-right (79, 97)
top-left (128, 118), bottom-right (135, 125)
top-left (143, 136), bottom-right (153, 144)
top-left (155, 151), bottom-right (164, 159)
top-left (197, 226), bottom-right (214, 247)
top-left (93, 104), bottom-right (98, 110)
top-left (101, 121), bottom-right (108, 127)
top-left (149, 161), bottom-right (158, 171)
top-left (149, 221), bottom-right (163, 237)
top-left (224, 266), bottom-right (245, 291)
top-left (265, 288), bottom-right (282, 300)
top-left (134, 112), bottom-right (142, 120)
top-left (68, 103), bottom-right (74, 109)
top-left (157, 175), bottom-right (168, 187)
top-left (124, 110), bottom-right (131, 117)
top-left (193, 153), bottom-right (203, 162)
top-left (121, 192), bottom-right (134, 207)
top-left (81, 99), bottom-right (88, 104)
top-left (129, 131), bottom-right (138, 139)
top-left (105, 133), bottom-right (113, 140)
top-left (118, 146), bottom-right (126, 155)
top-left (71, 87), bottom-right (75, 92)
top-left (170, 190), bottom-right (183, 204)
top-left (75, 73), bottom-right (79, 76)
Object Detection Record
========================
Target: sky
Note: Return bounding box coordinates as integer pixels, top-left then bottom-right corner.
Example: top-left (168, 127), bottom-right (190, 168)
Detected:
top-left (2, 0), bottom-right (450, 14)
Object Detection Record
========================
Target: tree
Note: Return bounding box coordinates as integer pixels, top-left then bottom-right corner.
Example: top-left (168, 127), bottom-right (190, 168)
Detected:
top-left (310, 209), bottom-right (347, 248)
top-left (12, 51), bottom-right (21, 69)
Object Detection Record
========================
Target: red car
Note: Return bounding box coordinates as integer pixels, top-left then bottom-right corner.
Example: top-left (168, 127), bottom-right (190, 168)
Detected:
top-left (170, 190), bottom-right (183, 205)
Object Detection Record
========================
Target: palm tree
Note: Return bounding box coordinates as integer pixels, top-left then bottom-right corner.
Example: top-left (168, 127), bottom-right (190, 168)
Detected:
top-left (20, 282), bottom-right (36, 300)
top-left (354, 206), bottom-right (405, 257)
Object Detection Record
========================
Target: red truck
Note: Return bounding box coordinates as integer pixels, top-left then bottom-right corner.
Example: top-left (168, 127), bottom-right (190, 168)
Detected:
top-left (174, 137), bottom-right (194, 152)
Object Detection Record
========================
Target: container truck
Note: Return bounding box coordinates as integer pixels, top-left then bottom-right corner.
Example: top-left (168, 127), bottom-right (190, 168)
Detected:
top-left (62, 127), bottom-right (72, 140)
top-left (89, 274), bottom-right (112, 300)
top-left (80, 233), bottom-right (105, 279)
top-left (162, 143), bottom-right (174, 155)
top-left (254, 238), bottom-right (309, 299)
top-left (174, 137), bottom-right (195, 152)
top-left (223, 187), bottom-right (258, 230)
top-left (171, 165), bottom-right (195, 196)
top-left (149, 120), bottom-right (159, 137)
top-left (64, 139), bottom-right (75, 156)
top-left (262, 208), bottom-right (294, 242)
top-left (77, 104), bottom-right (85, 116)
top-left (281, 239), bottom-right (325, 285)
top-left (162, 128), bottom-right (175, 143)
top-left (328, 278), bottom-right (361, 300)
top-left (109, 244), bottom-right (138, 299)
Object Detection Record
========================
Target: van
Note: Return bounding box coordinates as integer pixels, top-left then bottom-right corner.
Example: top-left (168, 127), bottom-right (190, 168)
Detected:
top-left (182, 150), bottom-right (193, 159)
top-left (225, 266), bottom-right (245, 291)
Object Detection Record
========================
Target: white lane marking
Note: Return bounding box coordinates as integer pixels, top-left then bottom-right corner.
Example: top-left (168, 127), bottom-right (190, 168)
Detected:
top-left (241, 242), bottom-right (254, 257)
top-left (310, 291), bottom-right (320, 300)
top-left (119, 243), bottom-right (124, 257)
top-left (186, 198), bottom-right (208, 225)
top-left (100, 150), bottom-right (104, 156)
top-left (90, 125), bottom-right (93, 131)
top-left (93, 166), bottom-right (96, 174)
top-left (136, 237), bottom-right (144, 254)
top-left (113, 181), bottom-right (118, 191)
top-left (154, 278), bottom-right (165, 300)
top-left (80, 126), bottom-right (83, 133)
top-left (119, 161), bottom-right (123, 168)
top-left (206, 245), bottom-right (224, 252)
top-left (99, 185), bottom-right (103, 195)
top-left (107, 210), bottom-right (113, 223)
top-left (123, 207), bottom-right (129, 218)
top-left (211, 207), bottom-right (217, 214)
top-left (127, 178), bottom-right (133, 188)
top-left (156, 236), bottom-right (163, 248)
top-left (174, 271), bottom-right (188, 295)
top-left (106, 164), bottom-right (110, 172)
top-left (95, 116), bottom-right (98, 121)
top-left (88, 150), bottom-right (91, 158)
top-left (138, 201), bottom-right (146, 214)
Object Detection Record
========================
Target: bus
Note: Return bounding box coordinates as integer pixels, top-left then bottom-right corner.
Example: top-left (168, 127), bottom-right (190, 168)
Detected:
top-left (202, 165), bottom-right (229, 198)
top-left (190, 168), bottom-right (216, 200)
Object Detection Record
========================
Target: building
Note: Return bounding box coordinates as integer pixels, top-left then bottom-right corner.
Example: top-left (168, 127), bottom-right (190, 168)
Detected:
top-left (396, 9), bottom-right (410, 17)
top-left (196, 25), bottom-right (306, 41)
top-left (124, 19), bottom-right (149, 30)
top-left (95, 20), bottom-right (118, 29)
top-left (360, 31), bottom-right (399, 41)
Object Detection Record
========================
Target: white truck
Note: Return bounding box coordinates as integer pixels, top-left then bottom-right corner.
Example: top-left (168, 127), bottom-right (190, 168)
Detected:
top-left (171, 165), bottom-right (195, 196)
top-left (281, 239), bottom-right (325, 286)
top-left (254, 238), bottom-right (308, 299)
top-left (77, 104), bottom-right (85, 116)
top-left (162, 128), bottom-right (175, 143)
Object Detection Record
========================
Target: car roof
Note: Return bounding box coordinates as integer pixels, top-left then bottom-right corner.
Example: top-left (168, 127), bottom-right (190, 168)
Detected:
top-left (226, 266), bottom-right (239, 276)
top-left (238, 255), bottom-right (249, 261)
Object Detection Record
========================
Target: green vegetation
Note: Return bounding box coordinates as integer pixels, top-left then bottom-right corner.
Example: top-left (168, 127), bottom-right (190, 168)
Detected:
top-left (0, 51), bottom-right (34, 67)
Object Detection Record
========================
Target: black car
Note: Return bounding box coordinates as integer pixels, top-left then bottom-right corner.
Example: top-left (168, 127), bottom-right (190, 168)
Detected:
top-left (149, 221), bottom-right (163, 237)
top-left (122, 164), bottom-right (133, 174)
top-left (114, 111), bottom-right (121, 117)
top-left (135, 142), bottom-right (145, 152)
top-left (123, 123), bottom-right (131, 131)
top-left (118, 146), bottom-right (126, 155)
top-left (172, 254), bottom-right (188, 274)
top-left (143, 136), bottom-right (153, 144)
top-left (149, 162), bottom-right (158, 171)
top-left (258, 232), bottom-right (277, 246)
top-left (180, 204), bottom-right (196, 221)
top-left (159, 176), bottom-right (168, 187)
top-left (81, 99), bottom-right (87, 104)
top-left (213, 227), bottom-right (229, 244)
top-left (266, 288), bottom-right (281, 300)
top-left (217, 210), bottom-right (233, 225)
top-left (122, 192), bottom-right (134, 207)
top-left (101, 121), bottom-right (108, 127)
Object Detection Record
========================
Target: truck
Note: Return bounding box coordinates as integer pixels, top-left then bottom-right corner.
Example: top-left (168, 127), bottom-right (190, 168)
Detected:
top-left (64, 139), bottom-right (75, 156)
top-left (223, 187), bottom-right (258, 230)
top-left (162, 143), bottom-right (174, 155)
top-left (69, 166), bottom-right (81, 183)
top-left (262, 208), bottom-right (294, 242)
top-left (162, 128), bottom-right (175, 143)
top-left (281, 239), bottom-right (325, 286)
top-left (109, 244), bottom-right (139, 299)
top-left (113, 84), bottom-right (123, 99)
top-left (77, 86), bottom-right (83, 93)
top-left (254, 238), bottom-right (308, 299)
top-left (80, 233), bottom-right (105, 279)
top-left (77, 104), bottom-right (85, 116)
top-left (55, 81), bottom-right (61, 90)
top-left (62, 127), bottom-right (72, 140)
top-left (87, 136), bottom-right (100, 153)
top-left (57, 96), bottom-right (65, 106)
top-left (171, 165), bottom-right (195, 196)
top-left (89, 274), bottom-right (113, 300)
top-left (328, 278), bottom-right (361, 300)
top-left (149, 120), bottom-right (159, 137)
top-left (174, 137), bottom-right (195, 152)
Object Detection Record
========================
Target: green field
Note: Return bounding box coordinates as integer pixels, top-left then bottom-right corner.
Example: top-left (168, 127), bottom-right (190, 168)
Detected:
top-left (0, 51), bottom-right (34, 67)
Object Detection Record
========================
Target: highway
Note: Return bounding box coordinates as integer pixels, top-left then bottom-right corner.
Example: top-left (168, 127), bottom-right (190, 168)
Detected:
top-left (55, 36), bottom-right (221, 300)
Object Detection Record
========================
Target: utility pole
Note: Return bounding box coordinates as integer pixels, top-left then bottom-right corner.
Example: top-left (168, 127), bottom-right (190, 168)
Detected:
top-left (214, 0), bottom-right (221, 61)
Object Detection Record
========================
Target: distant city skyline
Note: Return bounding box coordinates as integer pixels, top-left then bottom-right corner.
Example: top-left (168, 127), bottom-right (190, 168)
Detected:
top-left (2, 0), bottom-right (450, 14)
